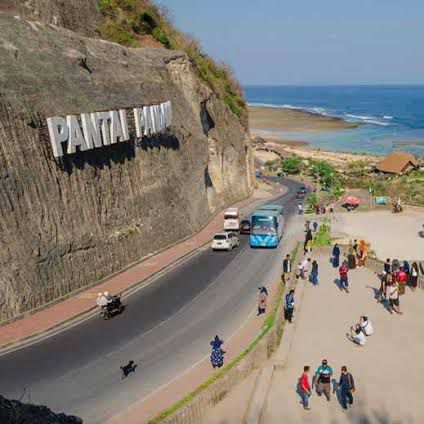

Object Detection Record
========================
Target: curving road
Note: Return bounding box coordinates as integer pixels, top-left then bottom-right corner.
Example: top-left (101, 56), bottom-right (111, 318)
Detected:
top-left (0, 178), bottom-right (303, 423)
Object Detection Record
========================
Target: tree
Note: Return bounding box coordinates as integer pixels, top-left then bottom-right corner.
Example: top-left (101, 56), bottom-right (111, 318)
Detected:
top-left (281, 156), bottom-right (303, 174)
top-left (310, 160), bottom-right (338, 190)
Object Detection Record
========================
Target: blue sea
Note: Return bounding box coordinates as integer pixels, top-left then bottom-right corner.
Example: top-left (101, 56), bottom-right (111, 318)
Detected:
top-left (245, 85), bottom-right (424, 157)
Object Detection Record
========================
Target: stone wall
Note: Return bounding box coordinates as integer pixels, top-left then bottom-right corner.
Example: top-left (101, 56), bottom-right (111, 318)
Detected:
top-left (0, 15), bottom-right (253, 320)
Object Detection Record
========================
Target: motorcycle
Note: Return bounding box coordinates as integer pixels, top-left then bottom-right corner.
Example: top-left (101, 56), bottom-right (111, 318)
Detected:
top-left (392, 204), bottom-right (403, 213)
top-left (100, 295), bottom-right (124, 320)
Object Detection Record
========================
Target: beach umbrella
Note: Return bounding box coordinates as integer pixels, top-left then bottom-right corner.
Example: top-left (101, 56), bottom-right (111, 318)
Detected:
top-left (344, 196), bottom-right (360, 205)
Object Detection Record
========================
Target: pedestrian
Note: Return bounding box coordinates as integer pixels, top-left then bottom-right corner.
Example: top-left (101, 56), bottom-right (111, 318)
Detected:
top-left (397, 267), bottom-right (407, 295)
top-left (347, 325), bottom-right (367, 346)
top-left (332, 243), bottom-right (341, 268)
top-left (310, 260), bottom-right (319, 286)
top-left (347, 244), bottom-right (356, 269)
top-left (298, 203), bottom-right (304, 215)
top-left (282, 254), bottom-right (292, 285)
top-left (313, 359), bottom-right (333, 401)
top-left (392, 258), bottom-right (400, 274)
top-left (284, 289), bottom-right (295, 323)
top-left (298, 366), bottom-right (312, 410)
top-left (403, 260), bottom-right (410, 276)
top-left (388, 281), bottom-right (402, 314)
top-left (299, 258), bottom-right (311, 280)
top-left (313, 221), bottom-right (319, 232)
top-left (338, 366), bottom-right (355, 410)
top-left (315, 204), bottom-right (320, 215)
top-left (357, 240), bottom-right (368, 267)
top-left (359, 316), bottom-right (374, 336)
top-left (353, 239), bottom-right (358, 255)
top-left (304, 238), bottom-right (313, 255)
top-left (257, 287), bottom-right (268, 315)
top-left (339, 261), bottom-right (349, 293)
top-left (384, 258), bottom-right (391, 275)
top-left (410, 262), bottom-right (419, 289)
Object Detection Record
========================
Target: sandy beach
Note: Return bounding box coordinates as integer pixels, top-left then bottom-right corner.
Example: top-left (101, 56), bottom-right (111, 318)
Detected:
top-left (249, 106), bottom-right (358, 135)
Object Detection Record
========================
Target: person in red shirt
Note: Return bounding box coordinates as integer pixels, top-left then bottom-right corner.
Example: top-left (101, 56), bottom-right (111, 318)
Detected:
top-left (339, 261), bottom-right (349, 293)
top-left (397, 268), bottom-right (407, 296)
top-left (298, 366), bottom-right (312, 410)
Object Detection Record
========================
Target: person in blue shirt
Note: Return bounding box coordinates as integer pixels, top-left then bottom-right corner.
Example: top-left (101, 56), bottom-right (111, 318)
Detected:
top-left (284, 289), bottom-right (295, 323)
top-left (313, 359), bottom-right (333, 401)
top-left (338, 366), bottom-right (355, 409)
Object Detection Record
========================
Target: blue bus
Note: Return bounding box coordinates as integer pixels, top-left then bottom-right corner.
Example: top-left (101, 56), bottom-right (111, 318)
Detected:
top-left (258, 204), bottom-right (283, 215)
top-left (249, 209), bottom-right (284, 248)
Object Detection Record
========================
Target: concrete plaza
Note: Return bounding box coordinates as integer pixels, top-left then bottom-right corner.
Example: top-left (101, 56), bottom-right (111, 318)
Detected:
top-left (262, 250), bottom-right (424, 424)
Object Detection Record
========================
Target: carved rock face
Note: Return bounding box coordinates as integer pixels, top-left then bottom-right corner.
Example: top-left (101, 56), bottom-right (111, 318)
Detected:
top-left (0, 14), bottom-right (253, 320)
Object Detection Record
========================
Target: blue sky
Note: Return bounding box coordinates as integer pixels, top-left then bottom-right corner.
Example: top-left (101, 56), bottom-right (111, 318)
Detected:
top-left (157, 0), bottom-right (424, 85)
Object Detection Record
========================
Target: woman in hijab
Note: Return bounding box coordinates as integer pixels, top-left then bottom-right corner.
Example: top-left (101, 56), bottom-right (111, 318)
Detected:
top-left (358, 240), bottom-right (368, 267)
top-left (332, 243), bottom-right (341, 268)
top-left (210, 335), bottom-right (225, 368)
top-left (310, 260), bottom-right (319, 285)
top-left (348, 244), bottom-right (357, 270)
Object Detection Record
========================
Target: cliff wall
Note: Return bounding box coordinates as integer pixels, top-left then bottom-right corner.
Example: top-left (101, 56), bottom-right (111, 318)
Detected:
top-left (0, 13), bottom-right (254, 320)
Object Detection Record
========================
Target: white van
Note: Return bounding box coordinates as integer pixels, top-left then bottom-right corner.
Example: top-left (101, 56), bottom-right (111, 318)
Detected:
top-left (223, 208), bottom-right (240, 231)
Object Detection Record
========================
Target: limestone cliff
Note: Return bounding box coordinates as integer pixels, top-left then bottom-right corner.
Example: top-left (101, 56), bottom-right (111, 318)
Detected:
top-left (0, 13), bottom-right (254, 320)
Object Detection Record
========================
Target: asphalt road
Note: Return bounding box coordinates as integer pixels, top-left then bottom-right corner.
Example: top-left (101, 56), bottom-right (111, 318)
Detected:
top-left (0, 177), bottom-right (303, 423)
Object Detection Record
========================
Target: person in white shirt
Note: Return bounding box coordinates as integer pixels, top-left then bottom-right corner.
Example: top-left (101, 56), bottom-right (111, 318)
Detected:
top-left (298, 258), bottom-right (311, 280)
top-left (359, 316), bottom-right (373, 336)
top-left (347, 325), bottom-right (366, 346)
top-left (96, 292), bottom-right (108, 307)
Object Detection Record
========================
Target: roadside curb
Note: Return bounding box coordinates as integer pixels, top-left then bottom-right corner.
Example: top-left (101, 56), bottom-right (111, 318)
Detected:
top-left (0, 184), bottom-right (288, 355)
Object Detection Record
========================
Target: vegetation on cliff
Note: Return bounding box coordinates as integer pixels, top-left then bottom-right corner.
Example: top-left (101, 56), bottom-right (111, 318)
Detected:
top-left (96, 0), bottom-right (247, 125)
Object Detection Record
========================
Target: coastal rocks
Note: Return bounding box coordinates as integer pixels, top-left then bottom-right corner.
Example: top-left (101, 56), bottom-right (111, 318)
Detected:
top-left (0, 14), bottom-right (253, 320)
top-left (0, 395), bottom-right (82, 424)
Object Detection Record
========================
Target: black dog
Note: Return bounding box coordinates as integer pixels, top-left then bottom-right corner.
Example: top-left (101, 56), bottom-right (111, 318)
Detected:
top-left (120, 360), bottom-right (137, 379)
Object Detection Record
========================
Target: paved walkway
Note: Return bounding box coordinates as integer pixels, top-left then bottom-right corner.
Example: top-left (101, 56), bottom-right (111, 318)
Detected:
top-left (0, 184), bottom-right (284, 352)
top-left (262, 249), bottom-right (424, 424)
top-left (332, 208), bottom-right (424, 261)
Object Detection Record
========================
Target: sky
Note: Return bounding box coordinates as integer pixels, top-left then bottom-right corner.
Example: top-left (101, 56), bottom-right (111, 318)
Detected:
top-left (157, 0), bottom-right (424, 86)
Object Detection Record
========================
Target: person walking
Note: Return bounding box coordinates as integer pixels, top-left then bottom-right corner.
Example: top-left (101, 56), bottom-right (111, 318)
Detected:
top-left (310, 260), bottom-right (319, 286)
top-left (410, 262), bottom-right (419, 289)
top-left (304, 238), bottom-right (313, 255)
top-left (284, 289), bottom-right (295, 323)
top-left (257, 287), bottom-right (268, 316)
top-left (388, 281), bottom-right (402, 314)
top-left (339, 261), bottom-right (350, 293)
top-left (332, 243), bottom-right (341, 268)
top-left (338, 366), bottom-right (355, 410)
top-left (314, 359), bottom-right (333, 401)
top-left (304, 229), bottom-right (313, 254)
top-left (298, 203), bottom-right (304, 215)
top-left (313, 221), bottom-right (319, 232)
top-left (282, 254), bottom-right (292, 285)
top-left (298, 366), bottom-right (312, 410)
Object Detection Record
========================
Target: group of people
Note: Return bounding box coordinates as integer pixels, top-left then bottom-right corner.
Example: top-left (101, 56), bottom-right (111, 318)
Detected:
top-left (378, 258), bottom-right (419, 314)
top-left (332, 239), bottom-right (368, 271)
top-left (299, 360), bottom-right (356, 411)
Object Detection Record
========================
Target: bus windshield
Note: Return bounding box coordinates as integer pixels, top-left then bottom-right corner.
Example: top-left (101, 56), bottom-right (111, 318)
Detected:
top-left (251, 215), bottom-right (277, 236)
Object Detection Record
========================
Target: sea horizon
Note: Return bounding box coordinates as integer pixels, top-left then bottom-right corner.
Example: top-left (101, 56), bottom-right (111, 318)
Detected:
top-left (244, 85), bottom-right (424, 157)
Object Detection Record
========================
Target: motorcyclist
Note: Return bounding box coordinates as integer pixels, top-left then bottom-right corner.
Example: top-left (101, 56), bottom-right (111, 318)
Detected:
top-left (96, 292), bottom-right (108, 308)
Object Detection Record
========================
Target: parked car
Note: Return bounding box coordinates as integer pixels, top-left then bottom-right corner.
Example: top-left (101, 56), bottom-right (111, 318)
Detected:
top-left (239, 219), bottom-right (251, 234)
top-left (299, 185), bottom-right (307, 194)
top-left (211, 232), bottom-right (240, 251)
top-left (296, 191), bottom-right (305, 199)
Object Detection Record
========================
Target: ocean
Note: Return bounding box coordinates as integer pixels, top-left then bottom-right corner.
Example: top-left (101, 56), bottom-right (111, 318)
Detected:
top-left (245, 85), bottom-right (424, 157)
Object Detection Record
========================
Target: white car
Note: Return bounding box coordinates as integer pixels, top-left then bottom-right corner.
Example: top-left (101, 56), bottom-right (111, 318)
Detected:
top-left (211, 232), bottom-right (240, 251)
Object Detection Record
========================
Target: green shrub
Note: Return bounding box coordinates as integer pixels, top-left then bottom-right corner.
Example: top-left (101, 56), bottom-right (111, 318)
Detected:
top-left (282, 156), bottom-right (303, 174)
top-left (96, 0), bottom-right (247, 126)
top-left (314, 220), bottom-right (331, 246)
